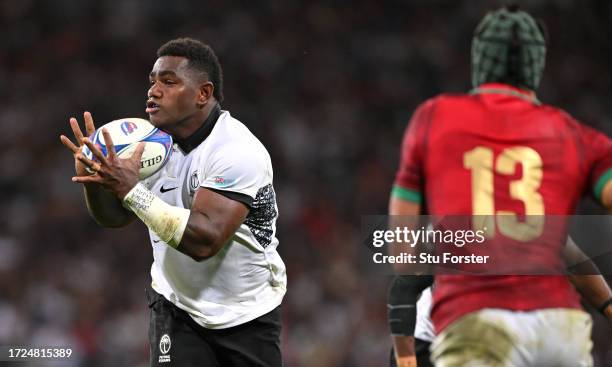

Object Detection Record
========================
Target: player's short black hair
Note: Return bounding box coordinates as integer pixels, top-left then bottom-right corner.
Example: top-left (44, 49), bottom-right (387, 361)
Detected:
top-left (157, 37), bottom-right (224, 102)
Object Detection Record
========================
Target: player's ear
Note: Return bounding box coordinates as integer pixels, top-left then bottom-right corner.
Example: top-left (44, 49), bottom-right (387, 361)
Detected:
top-left (536, 18), bottom-right (549, 43)
top-left (197, 81), bottom-right (215, 108)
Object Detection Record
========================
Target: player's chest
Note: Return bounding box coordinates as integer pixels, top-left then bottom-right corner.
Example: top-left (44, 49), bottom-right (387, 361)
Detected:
top-left (150, 147), bottom-right (204, 208)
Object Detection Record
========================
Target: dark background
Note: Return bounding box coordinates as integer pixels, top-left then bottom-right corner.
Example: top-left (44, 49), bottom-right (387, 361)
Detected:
top-left (1, 0), bottom-right (611, 366)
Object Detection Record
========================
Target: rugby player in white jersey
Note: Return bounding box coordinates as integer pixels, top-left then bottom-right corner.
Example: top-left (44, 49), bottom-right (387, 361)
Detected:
top-left (61, 38), bottom-right (286, 367)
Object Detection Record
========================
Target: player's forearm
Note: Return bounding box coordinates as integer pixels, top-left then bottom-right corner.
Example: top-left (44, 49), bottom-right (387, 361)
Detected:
top-left (569, 274), bottom-right (612, 310)
top-left (570, 274), bottom-right (612, 323)
top-left (83, 183), bottom-right (134, 227)
top-left (563, 238), bottom-right (612, 316)
top-left (388, 197), bottom-right (428, 273)
top-left (393, 336), bottom-right (417, 367)
top-left (121, 183), bottom-right (233, 261)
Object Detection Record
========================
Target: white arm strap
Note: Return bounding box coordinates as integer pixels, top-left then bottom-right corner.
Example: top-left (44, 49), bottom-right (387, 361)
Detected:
top-left (123, 183), bottom-right (190, 248)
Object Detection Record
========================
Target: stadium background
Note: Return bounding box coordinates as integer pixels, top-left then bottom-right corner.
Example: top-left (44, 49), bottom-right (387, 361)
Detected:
top-left (1, 0), bottom-right (612, 365)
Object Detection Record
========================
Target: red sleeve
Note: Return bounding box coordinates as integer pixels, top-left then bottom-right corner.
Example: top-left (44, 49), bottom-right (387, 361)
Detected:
top-left (392, 99), bottom-right (435, 203)
top-left (579, 124), bottom-right (612, 202)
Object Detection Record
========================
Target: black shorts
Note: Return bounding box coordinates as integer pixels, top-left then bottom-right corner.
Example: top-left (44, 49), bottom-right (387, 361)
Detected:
top-left (147, 287), bottom-right (282, 367)
top-left (389, 338), bottom-right (433, 367)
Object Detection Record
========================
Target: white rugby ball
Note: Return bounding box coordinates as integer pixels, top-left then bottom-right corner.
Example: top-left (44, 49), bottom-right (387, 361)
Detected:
top-left (82, 118), bottom-right (173, 179)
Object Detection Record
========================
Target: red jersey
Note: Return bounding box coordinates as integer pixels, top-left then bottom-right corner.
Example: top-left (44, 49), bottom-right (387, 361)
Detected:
top-left (393, 83), bottom-right (612, 332)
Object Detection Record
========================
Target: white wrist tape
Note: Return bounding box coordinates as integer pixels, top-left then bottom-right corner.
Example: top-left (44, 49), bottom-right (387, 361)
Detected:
top-left (122, 183), bottom-right (190, 248)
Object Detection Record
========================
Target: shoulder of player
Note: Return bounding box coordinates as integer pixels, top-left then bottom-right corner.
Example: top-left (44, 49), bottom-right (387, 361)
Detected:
top-left (211, 110), bottom-right (266, 146)
top-left (537, 103), bottom-right (577, 122)
top-left (204, 113), bottom-right (270, 163)
top-left (408, 94), bottom-right (473, 123)
top-left (406, 96), bottom-right (442, 124)
top-left (538, 104), bottom-right (608, 138)
top-left (417, 93), bottom-right (478, 112)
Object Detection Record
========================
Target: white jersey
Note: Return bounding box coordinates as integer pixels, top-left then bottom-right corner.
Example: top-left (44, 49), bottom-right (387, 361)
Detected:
top-left (143, 108), bottom-right (286, 329)
top-left (414, 286), bottom-right (435, 342)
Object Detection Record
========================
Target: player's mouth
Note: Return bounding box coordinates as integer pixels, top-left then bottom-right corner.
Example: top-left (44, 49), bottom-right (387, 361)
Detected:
top-left (146, 100), bottom-right (160, 115)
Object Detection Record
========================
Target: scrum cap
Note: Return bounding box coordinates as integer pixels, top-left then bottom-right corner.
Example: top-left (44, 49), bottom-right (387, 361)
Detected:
top-left (471, 5), bottom-right (546, 90)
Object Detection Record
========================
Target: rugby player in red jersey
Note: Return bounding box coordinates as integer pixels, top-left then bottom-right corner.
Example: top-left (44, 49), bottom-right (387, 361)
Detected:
top-left (389, 5), bottom-right (612, 366)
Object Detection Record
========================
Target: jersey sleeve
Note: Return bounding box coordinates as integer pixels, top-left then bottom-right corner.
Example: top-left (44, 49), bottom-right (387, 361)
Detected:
top-left (579, 124), bottom-right (612, 203)
top-left (392, 99), bottom-right (435, 204)
top-left (199, 142), bottom-right (268, 208)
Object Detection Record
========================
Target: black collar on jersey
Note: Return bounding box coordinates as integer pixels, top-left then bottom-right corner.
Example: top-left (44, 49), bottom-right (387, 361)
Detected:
top-left (175, 103), bottom-right (221, 153)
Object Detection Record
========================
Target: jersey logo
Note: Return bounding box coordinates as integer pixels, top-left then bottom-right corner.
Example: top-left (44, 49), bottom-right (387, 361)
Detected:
top-left (213, 176), bottom-right (235, 188)
top-left (189, 172), bottom-right (200, 195)
top-left (158, 334), bottom-right (171, 363)
top-left (160, 185), bottom-right (178, 193)
top-left (120, 120), bottom-right (138, 136)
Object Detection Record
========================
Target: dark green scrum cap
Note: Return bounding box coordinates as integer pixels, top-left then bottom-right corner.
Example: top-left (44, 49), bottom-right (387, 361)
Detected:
top-left (471, 5), bottom-right (547, 90)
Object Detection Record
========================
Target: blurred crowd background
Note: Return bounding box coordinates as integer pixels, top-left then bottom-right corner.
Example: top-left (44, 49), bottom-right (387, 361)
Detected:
top-left (1, 0), bottom-right (612, 366)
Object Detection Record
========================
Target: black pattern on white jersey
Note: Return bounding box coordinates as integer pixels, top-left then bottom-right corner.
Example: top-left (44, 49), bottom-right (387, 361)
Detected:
top-left (244, 184), bottom-right (277, 248)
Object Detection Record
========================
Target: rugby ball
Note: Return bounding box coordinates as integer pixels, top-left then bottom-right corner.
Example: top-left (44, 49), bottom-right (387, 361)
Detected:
top-left (82, 118), bottom-right (173, 179)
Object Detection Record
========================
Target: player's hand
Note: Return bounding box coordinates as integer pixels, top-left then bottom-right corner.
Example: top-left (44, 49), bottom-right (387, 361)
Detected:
top-left (393, 335), bottom-right (417, 367)
top-left (70, 129), bottom-right (145, 200)
top-left (395, 356), bottom-right (417, 367)
top-left (60, 111), bottom-right (97, 177)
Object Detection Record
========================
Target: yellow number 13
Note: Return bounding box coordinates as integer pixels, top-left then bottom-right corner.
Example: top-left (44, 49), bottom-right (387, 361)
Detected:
top-left (463, 146), bottom-right (544, 242)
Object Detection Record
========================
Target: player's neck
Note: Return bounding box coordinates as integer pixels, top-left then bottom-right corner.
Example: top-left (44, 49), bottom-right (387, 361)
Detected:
top-left (169, 102), bottom-right (219, 140)
top-left (173, 103), bottom-right (222, 153)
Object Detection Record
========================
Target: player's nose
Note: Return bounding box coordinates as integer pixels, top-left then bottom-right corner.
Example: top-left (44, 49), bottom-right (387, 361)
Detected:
top-left (148, 83), bottom-right (162, 99)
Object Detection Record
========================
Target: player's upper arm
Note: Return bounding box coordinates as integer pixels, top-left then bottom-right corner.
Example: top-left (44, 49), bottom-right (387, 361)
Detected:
top-left (598, 177), bottom-right (612, 210)
top-left (185, 187), bottom-right (249, 258)
top-left (84, 183), bottom-right (135, 228)
top-left (200, 141), bottom-right (269, 206)
top-left (390, 99), bottom-right (435, 216)
top-left (393, 100), bottom-right (434, 202)
top-left (181, 141), bottom-right (267, 259)
top-left (580, 123), bottom-right (612, 210)
top-left (388, 101), bottom-right (435, 272)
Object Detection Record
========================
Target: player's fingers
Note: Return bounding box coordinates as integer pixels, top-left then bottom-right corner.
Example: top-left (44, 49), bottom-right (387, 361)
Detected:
top-left (72, 174), bottom-right (102, 184)
top-left (132, 142), bottom-right (146, 162)
top-left (70, 118), bottom-right (85, 144)
top-left (60, 135), bottom-right (79, 154)
top-left (76, 152), bottom-right (99, 171)
top-left (84, 111), bottom-right (96, 136)
top-left (82, 138), bottom-right (109, 166)
top-left (101, 128), bottom-right (117, 159)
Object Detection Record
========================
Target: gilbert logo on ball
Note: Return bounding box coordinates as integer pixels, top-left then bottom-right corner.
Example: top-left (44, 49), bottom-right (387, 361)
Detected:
top-left (82, 118), bottom-right (172, 179)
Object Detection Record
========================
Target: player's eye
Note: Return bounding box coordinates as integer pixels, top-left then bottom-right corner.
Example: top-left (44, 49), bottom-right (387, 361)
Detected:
top-left (163, 79), bottom-right (175, 85)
